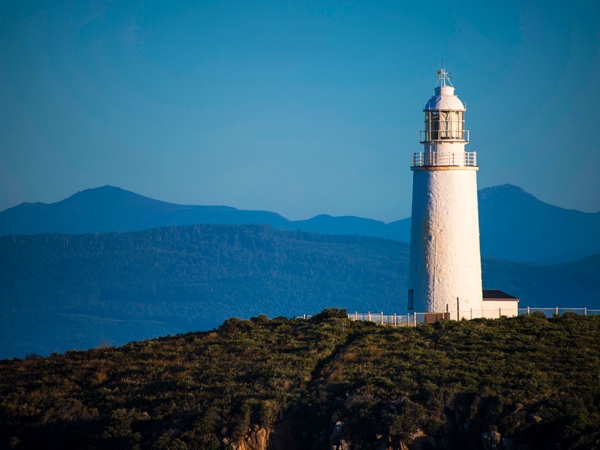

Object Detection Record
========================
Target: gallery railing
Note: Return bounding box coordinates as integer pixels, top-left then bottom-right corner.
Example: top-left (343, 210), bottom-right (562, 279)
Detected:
top-left (412, 151), bottom-right (477, 167)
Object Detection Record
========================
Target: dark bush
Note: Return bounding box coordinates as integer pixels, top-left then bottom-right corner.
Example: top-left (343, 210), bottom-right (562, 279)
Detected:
top-left (309, 308), bottom-right (348, 323)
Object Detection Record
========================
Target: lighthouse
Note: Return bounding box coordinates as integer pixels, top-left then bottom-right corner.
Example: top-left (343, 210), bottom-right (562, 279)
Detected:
top-left (407, 69), bottom-right (483, 319)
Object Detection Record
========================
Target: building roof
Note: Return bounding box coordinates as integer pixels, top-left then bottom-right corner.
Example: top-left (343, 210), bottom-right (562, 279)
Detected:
top-left (483, 289), bottom-right (519, 301)
top-left (424, 85), bottom-right (466, 111)
top-left (422, 68), bottom-right (467, 112)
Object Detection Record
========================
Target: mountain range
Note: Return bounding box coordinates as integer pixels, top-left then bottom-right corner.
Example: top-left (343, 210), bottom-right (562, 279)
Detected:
top-left (1, 184), bottom-right (599, 263)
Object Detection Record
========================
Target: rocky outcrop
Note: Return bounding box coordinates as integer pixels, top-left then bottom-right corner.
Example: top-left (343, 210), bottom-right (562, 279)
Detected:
top-left (231, 426), bottom-right (270, 450)
top-left (226, 412), bottom-right (518, 450)
top-left (408, 429), bottom-right (436, 450)
top-left (330, 422), bottom-right (437, 450)
top-left (481, 429), bottom-right (501, 450)
top-left (228, 421), bottom-right (301, 450)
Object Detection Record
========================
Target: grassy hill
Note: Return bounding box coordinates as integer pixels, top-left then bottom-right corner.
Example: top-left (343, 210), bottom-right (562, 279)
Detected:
top-left (1, 311), bottom-right (599, 449)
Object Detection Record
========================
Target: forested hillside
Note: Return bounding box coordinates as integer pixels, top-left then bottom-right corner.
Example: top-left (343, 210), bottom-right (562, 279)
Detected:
top-left (1, 312), bottom-right (599, 449)
top-left (0, 225), bottom-right (406, 358)
top-left (1, 224), bottom-right (599, 359)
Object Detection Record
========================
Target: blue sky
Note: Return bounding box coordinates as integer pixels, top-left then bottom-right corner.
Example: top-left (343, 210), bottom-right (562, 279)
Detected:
top-left (1, 0), bottom-right (599, 222)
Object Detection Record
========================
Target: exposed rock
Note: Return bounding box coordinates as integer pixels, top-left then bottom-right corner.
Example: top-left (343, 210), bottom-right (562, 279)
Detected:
top-left (409, 429), bottom-right (436, 450)
top-left (232, 426), bottom-right (270, 450)
top-left (481, 429), bottom-right (502, 450)
top-left (513, 403), bottom-right (524, 413)
top-left (331, 440), bottom-right (350, 450)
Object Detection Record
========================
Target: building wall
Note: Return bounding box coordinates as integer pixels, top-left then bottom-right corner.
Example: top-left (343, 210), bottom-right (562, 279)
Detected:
top-left (481, 300), bottom-right (519, 318)
top-left (408, 166), bottom-right (483, 316)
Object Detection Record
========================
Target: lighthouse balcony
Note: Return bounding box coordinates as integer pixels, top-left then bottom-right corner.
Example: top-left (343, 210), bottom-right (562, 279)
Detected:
top-left (412, 151), bottom-right (477, 167)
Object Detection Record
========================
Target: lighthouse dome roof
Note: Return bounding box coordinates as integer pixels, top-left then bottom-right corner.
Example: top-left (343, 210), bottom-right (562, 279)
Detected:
top-left (424, 85), bottom-right (466, 111)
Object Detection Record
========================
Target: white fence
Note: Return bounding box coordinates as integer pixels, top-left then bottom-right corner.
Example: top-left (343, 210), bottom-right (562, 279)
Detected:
top-left (302, 307), bottom-right (600, 326)
top-left (520, 307), bottom-right (600, 317)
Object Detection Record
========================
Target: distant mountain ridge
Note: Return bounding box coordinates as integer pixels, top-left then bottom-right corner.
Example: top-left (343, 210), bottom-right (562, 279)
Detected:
top-left (0, 186), bottom-right (292, 235)
top-left (1, 184), bottom-right (599, 263)
top-left (477, 184), bottom-right (600, 263)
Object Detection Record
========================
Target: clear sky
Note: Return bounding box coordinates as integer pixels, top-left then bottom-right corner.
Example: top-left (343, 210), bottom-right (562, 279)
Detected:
top-left (1, 0), bottom-right (599, 222)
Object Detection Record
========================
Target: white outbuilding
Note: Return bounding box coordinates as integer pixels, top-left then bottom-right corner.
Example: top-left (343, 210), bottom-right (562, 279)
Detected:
top-left (482, 289), bottom-right (519, 319)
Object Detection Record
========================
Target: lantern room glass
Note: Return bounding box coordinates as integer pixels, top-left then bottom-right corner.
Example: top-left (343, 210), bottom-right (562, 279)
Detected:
top-left (425, 110), bottom-right (464, 141)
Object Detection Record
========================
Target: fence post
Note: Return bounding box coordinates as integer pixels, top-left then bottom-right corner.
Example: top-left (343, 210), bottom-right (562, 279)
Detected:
top-left (413, 312), bottom-right (417, 327)
top-left (555, 307), bottom-right (559, 316)
top-left (470, 308), bottom-right (473, 320)
top-left (394, 313), bottom-right (397, 327)
top-left (381, 311), bottom-right (384, 325)
top-left (368, 312), bottom-right (371, 322)
top-left (585, 307), bottom-right (587, 316)
top-left (527, 306), bottom-right (530, 315)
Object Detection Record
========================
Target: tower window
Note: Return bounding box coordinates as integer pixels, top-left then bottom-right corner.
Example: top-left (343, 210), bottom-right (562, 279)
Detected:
top-left (408, 290), bottom-right (414, 310)
top-left (425, 111), bottom-right (464, 140)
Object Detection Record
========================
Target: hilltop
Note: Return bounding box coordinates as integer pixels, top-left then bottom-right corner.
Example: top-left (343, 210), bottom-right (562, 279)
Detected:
top-left (1, 311), bottom-right (599, 449)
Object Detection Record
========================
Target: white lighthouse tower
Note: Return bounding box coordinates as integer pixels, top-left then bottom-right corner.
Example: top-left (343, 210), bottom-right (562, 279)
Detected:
top-left (407, 69), bottom-right (483, 319)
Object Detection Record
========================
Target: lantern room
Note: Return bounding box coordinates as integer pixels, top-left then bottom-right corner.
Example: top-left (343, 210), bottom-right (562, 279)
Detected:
top-left (421, 69), bottom-right (469, 143)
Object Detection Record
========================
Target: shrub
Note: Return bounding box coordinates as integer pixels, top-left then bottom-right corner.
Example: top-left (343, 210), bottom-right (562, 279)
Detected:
top-left (309, 308), bottom-right (348, 323)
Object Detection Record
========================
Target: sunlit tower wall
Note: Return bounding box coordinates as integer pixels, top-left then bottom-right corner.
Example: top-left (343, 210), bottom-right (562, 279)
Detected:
top-left (407, 69), bottom-right (483, 319)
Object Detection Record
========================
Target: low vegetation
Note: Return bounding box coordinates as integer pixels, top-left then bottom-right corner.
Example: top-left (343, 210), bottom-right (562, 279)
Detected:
top-left (1, 310), bottom-right (600, 449)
